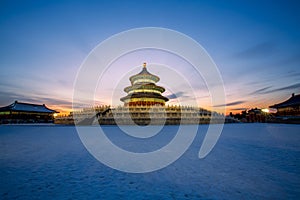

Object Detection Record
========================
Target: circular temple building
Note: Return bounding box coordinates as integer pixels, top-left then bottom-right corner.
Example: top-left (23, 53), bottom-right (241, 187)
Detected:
top-left (120, 63), bottom-right (169, 106)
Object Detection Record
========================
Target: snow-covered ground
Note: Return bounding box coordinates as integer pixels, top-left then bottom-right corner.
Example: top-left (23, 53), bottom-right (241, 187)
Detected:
top-left (0, 124), bottom-right (299, 199)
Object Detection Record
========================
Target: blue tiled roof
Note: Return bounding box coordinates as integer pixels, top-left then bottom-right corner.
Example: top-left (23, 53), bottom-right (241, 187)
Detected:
top-left (129, 66), bottom-right (160, 83)
top-left (0, 101), bottom-right (58, 113)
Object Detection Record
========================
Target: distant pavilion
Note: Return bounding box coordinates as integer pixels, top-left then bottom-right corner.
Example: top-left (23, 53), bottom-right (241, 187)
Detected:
top-left (0, 101), bottom-right (58, 124)
top-left (120, 63), bottom-right (169, 106)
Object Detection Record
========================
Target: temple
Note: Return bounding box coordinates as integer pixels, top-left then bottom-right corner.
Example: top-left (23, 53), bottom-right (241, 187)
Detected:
top-left (120, 63), bottom-right (169, 106)
top-left (55, 63), bottom-right (225, 125)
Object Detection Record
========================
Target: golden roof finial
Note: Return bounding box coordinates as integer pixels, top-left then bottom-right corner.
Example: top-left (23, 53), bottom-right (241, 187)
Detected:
top-left (143, 62), bottom-right (147, 68)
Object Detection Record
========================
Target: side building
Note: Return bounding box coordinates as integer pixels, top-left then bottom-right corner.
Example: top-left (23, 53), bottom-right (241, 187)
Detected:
top-left (269, 93), bottom-right (300, 123)
top-left (269, 93), bottom-right (300, 116)
top-left (0, 101), bottom-right (58, 124)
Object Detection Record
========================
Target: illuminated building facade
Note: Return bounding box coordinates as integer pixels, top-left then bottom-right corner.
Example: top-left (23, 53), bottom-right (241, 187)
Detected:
top-left (269, 93), bottom-right (300, 116)
top-left (0, 101), bottom-right (58, 124)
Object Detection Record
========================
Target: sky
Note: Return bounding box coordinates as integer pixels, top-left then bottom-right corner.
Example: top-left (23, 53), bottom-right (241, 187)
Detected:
top-left (0, 0), bottom-right (299, 114)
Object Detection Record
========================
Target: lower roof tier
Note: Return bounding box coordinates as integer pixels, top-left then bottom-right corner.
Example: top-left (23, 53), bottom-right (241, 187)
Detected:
top-left (120, 92), bottom-right (169, 103)
top-left (122, 97), bottom-right (167, 104)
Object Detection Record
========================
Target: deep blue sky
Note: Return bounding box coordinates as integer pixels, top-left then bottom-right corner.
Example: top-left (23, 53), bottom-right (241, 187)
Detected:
top-left (0, 0), bottom-right (299, 113)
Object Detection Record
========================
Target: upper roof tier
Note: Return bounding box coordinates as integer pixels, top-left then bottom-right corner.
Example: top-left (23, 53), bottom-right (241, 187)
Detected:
top-left (129, 63), bottom-right (160, 84)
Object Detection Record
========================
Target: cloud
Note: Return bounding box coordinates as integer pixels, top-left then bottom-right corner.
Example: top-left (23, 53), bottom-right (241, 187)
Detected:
top-left (0, 91), bottom-right (72, 108)
top-left (230, 108), bottom-right (247, 111)
top-left (277, 53), bottom-right (300, 66)
top-left (235, 41), bottom-right (276, 59)
top-left (249, 86), bottom-right (272, 95)
top-left (166, 92), bottom-right (189, 99)
top-left (214, 100), bottom-right (246, 107)
top-left (284, 71), bottom-right (300, 78)
top-left (250, 83), bottom-right (300, 95)
top-left (266, 83), bottom-right (300, 93)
